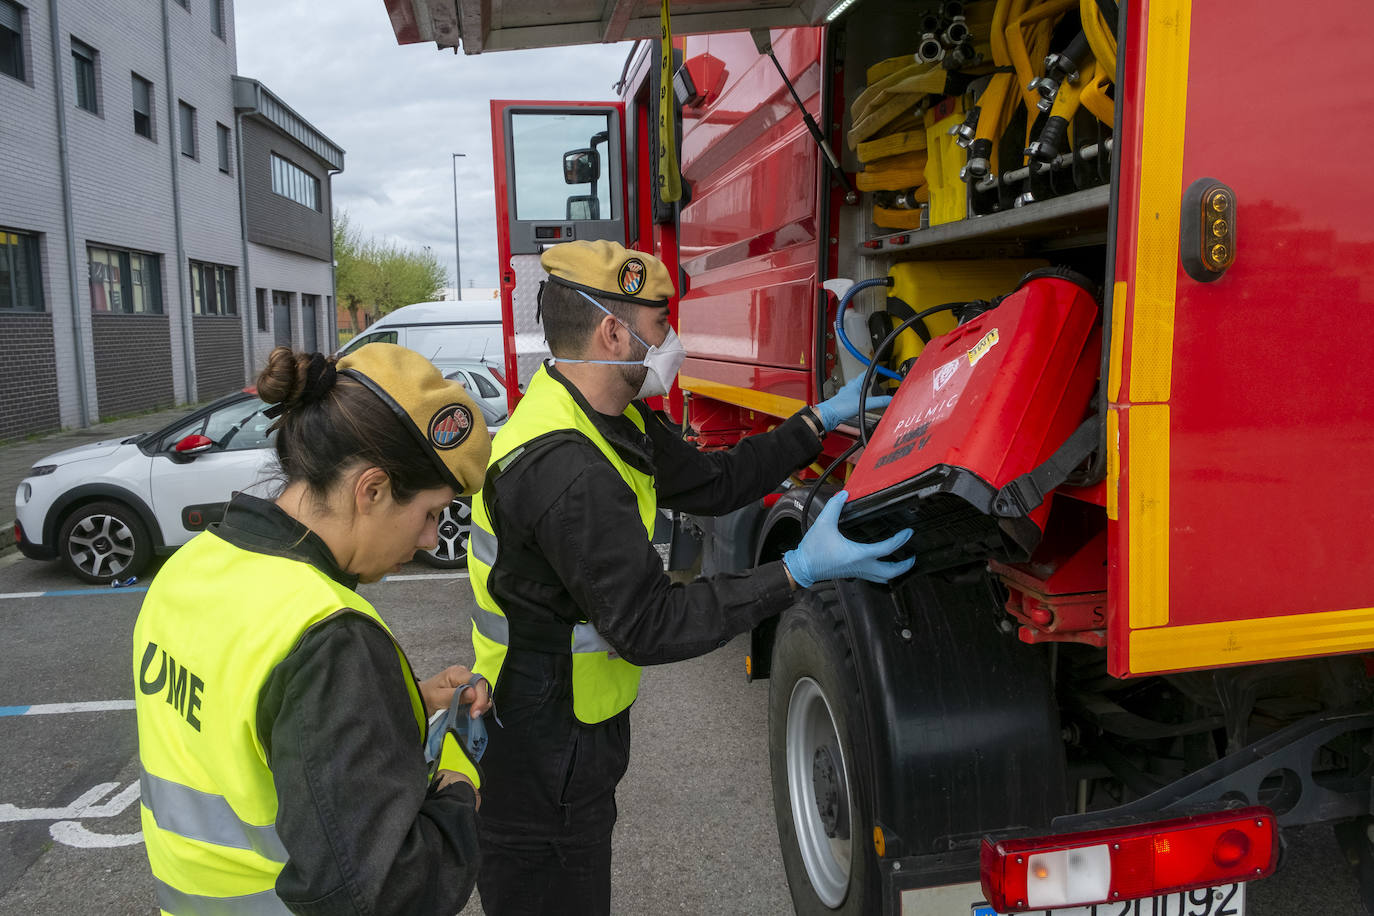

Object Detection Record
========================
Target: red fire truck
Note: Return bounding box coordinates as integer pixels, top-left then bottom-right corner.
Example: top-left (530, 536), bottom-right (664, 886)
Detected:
top-left (384, 1), bottom-right (1374, 913)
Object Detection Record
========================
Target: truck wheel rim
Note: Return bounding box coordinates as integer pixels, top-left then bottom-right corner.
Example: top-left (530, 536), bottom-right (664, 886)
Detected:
top-left (429, 501), bottom-right (471, 563)
top-left (786, 676), bottom-right (852, 907)
top-left (67, 514), bottom-right (136, 578)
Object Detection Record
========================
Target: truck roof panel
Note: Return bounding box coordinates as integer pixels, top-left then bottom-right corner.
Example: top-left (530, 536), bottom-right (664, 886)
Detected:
top-left (383, 0), bottom-right (832, 54)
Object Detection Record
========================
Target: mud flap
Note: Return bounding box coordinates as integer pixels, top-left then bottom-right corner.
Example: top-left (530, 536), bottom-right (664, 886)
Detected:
top-left (832, 574), bottom-right (1067, 899)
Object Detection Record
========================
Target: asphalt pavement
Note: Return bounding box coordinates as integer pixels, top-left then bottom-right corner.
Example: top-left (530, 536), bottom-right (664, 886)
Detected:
top-left (0, 553), bottom-right (793, 915)
top-left (0, 546), bottom-right (1366, 915)
top-left (0, 404), bottom-right (198, 555)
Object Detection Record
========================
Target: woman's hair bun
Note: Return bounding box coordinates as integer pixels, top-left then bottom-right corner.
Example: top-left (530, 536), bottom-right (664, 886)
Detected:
top-left (256, 347), bottom-right (308, 408)
top-left (256, 348), bottom-right (337, 413)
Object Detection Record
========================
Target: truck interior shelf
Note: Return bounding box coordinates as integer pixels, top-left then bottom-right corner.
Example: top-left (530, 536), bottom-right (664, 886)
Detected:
top-left (858, 185), bottom-right (1110, 259)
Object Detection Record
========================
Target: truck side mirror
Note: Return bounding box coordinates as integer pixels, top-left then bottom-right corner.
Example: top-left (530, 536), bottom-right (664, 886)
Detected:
top-left (563, 148), bottom-right (600, 185)
top-left (566, 195), bottom-right (600, 221)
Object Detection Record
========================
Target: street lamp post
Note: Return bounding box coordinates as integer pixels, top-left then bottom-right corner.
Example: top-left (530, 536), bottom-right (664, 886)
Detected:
top-left (451, 152), bottom-right (466, 300)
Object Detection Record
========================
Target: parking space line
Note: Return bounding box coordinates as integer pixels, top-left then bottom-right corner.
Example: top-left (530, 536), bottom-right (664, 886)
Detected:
top-left (0, 586), bottom-right (147, 600)
top-left (0, 700), bottom-right (134, 717)
top-left (382, 572), bottom-right (470, 582)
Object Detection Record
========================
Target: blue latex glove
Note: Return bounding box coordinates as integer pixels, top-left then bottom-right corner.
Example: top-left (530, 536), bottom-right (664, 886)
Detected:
top-left (783, 491), bottom-right (916, 587)
top-left (815, 374), bottom-right (894, 431)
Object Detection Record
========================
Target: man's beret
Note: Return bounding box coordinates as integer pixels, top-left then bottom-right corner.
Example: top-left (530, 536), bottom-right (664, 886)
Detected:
top-left (540, 240), bottom-right (675, 306)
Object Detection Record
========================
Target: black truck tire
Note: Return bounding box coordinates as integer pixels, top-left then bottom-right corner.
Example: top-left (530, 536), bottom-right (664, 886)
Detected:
top-left (769, 586), bottom-right (879, 915)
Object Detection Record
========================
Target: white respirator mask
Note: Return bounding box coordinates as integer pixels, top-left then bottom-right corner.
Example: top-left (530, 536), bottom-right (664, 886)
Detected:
top-left (554, 289), bottom-right (687, 399)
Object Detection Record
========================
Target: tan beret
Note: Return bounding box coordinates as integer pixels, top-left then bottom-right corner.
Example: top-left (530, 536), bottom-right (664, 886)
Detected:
top-left (541, 240), bottom-right (675, 306)
top-left (337, 343), bottom-right (491, 496)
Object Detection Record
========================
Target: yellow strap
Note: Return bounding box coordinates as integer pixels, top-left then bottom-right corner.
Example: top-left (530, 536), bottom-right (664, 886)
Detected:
top-left (1080, 62), bottom-right (1115, 124)
top-left (657, 1), bottom-right (682, 203)
top-left (438, 732), bottom-right (482, 791)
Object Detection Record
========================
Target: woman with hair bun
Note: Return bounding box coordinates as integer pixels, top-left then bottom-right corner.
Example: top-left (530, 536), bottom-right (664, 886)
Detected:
top-left (133, 343), bottom-right (492, 915)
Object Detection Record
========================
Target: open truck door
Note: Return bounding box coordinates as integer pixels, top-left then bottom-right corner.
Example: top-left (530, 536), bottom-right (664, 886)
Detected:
top-left (490, 101), bottom-right (627, 403)
top-left (1106, 0), bottom-right (1374, 679)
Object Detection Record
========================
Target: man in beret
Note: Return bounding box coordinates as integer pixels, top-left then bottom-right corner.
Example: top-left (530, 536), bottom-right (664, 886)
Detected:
top-left (466, 240), bottom-right (913, 914)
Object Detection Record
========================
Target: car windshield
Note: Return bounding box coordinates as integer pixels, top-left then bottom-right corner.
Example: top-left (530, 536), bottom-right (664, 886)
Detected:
top-left (162, 397), bottom-right (277, 452)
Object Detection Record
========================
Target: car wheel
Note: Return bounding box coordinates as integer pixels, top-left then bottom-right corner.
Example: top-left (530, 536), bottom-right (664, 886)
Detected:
top-left (58, 500), bottom-right (153, 585)
top-left (415, 497), bottom-right (471, 569)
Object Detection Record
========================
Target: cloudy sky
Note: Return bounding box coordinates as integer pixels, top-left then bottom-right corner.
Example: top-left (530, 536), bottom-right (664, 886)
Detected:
top-left (233, 0), bottom-right (629, 291)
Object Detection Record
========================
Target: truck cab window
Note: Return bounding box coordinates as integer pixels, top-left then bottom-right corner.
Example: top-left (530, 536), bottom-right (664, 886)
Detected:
top-left (511, 112), bottom-right (614, 222)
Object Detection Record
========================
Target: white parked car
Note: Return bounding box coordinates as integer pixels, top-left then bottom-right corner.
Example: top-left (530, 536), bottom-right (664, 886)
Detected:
top-left (442, 359), bottom-right (509, 431)
top-left (14, 391), bottom-right (280, 583)
top-left (13, 390), bottom-right (474, 582)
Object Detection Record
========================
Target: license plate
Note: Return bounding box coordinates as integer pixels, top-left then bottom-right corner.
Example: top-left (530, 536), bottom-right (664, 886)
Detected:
top-left (972, 883), bottom-right (1245, 916)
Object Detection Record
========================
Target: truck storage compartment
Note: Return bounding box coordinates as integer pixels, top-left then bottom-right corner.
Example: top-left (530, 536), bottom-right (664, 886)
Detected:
top-left (839, 269), bottom-right (1100, 574)
top-left (844, 0), bottom-right (1116, 248)
top-left (874, 258), bottom-right (1049, 372)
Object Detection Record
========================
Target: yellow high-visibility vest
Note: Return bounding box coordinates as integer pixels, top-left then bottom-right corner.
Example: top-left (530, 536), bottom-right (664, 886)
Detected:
top-left (469, 365), bottom-right (657, 724)
top-left (133, 531), bottom-right (427, 915)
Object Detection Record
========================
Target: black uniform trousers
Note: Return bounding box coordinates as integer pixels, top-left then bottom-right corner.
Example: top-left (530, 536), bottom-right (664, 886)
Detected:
top-left (477, 646), bottom-right (631, 916)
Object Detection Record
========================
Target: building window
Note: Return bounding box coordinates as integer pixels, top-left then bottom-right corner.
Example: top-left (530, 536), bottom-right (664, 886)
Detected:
top-left (132, 73), bottom-right (154, 139)
top-left (256, 288), bottom-right (267, 331)
top-left (0, 0), bottom-right (25, 82)
top-left (190, 260), bottom-right (236, 316)
top-left (0, 229), bottom-right (43, 312)
top-left (270, 153), bottom-right (320, 211)
top-left (88, 245), bottom-right (162, 314)
top-left (71, 38), bottom-right (98, 114)
top-left (216, 123), bottom-right (231, 173)
top-left (178, 100), bottom-right (196, 158)
top-left (210, 0), bottom-right (224, 38)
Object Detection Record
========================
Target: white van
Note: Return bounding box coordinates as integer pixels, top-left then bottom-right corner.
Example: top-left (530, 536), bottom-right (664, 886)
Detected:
top-left (336, 300), bottom-right (504, 366)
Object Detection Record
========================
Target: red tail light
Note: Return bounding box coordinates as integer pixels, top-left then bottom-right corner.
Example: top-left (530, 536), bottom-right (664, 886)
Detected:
top-left (979, 806), bottom-right (1277, 912)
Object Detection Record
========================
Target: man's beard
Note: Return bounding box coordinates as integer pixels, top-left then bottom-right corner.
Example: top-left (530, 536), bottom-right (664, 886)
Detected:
top-left (618, 340), bottom-right (649, 394)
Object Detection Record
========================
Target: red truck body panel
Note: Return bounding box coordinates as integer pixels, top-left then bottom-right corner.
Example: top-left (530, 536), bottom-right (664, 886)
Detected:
top-left (1106, 0), bottom-right (1374, 676)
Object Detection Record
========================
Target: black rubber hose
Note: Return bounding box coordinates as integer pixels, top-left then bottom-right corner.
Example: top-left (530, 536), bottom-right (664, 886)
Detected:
top-left (799, 294), bottom-right (995, 537)
top-left (1030, 115), bottom-right (1070, 163)
top-left (798, 300), bottom-right (976, 534)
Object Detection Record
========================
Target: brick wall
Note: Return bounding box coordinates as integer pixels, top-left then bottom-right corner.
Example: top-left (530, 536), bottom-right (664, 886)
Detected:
top-left (0, 314), bottom-right (61, 441)
top-left (92, 313), bottom-right (174, 416)
top-left (0, 0), bottom-right (244, 422)
top-left (193, 315), bottom-right (245, 401)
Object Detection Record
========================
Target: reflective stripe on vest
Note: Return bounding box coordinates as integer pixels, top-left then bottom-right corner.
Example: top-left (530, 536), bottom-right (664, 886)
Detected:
top-left (471, 604), bottom-right (616, 654)
top-left (469, 364), bottom-right (657, 724)
top-left (470, 526), bottom-right (498, 567)
top-left (154, 878), bottom-right (291, 916)
top-left (134, 531), bottom-right (428, 908)
top-left (140, 768), bottom-right (288, 863)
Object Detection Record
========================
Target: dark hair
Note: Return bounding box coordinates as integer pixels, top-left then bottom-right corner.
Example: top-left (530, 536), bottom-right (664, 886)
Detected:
top-left (539, 280), bottom-right (642, 358)
top-left (256, 347), bottom-right (446, 504)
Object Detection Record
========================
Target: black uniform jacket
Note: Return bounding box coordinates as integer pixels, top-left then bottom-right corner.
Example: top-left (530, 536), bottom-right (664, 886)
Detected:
top-left (216, 494), bottom-right (479, 915)
top-left (483, 364), bottom-right (825, 667)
